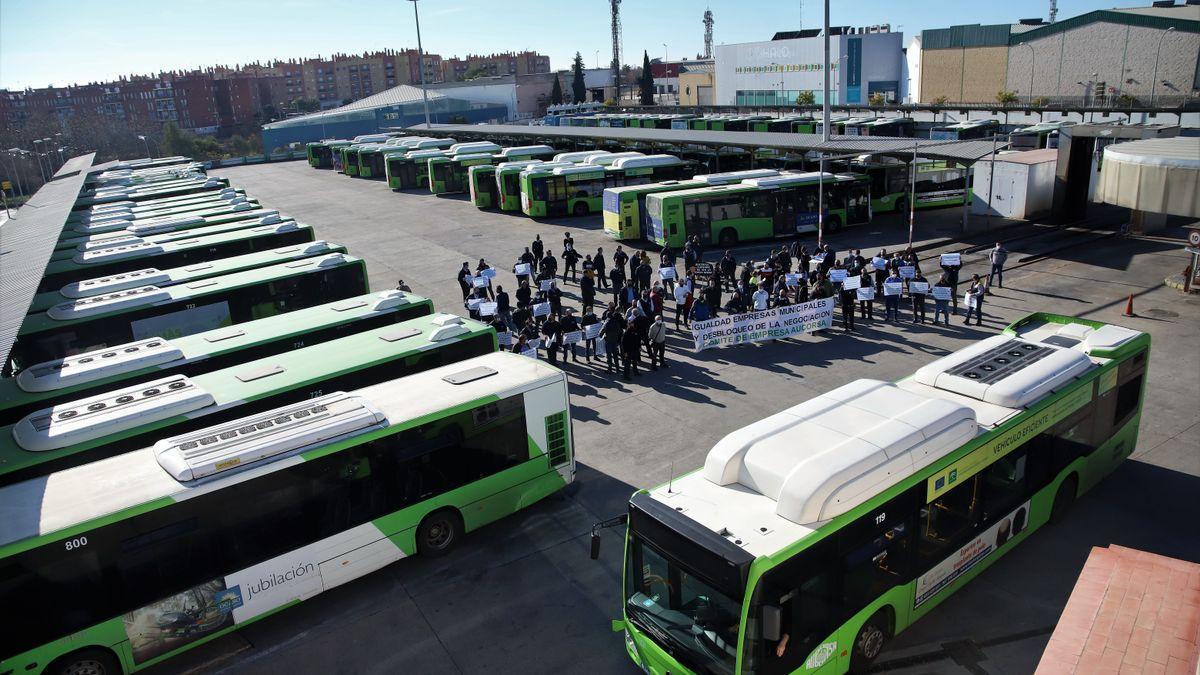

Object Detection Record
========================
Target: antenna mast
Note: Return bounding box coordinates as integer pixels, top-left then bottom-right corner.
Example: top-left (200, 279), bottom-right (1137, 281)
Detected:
top-left (1049, 0), bottom-right (1058, 23)
top-left (610, 0), bottom-right (623, 101)
top-left (703, 8), bottom-right (714, 59)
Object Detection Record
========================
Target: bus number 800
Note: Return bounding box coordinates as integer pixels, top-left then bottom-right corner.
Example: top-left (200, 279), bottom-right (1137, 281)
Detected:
top-left (64, 536), bottom-right (88, 551)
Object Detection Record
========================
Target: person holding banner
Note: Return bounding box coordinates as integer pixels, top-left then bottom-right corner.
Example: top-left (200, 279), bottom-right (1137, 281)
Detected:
top-left (940, 256), bottom-right (962, 315)
top-left (858, 269), bottom-right (875, 319)
top-left (541, 312), bottom-right (562, 365)
top-left (474, 259), bottom-right (495, 300)
top-left (621, 316), bottom-right (642, 380)
top-left (581, 309), bottom-right (600, 361)
top-left (873, 249), bottom-right (889, 293)
top-left (964, 274), bottom-right (986, 326)
top-left (562, 245), bottom-right (581, 283)
top-left (933, 275), bottom-right (952, 325)
top-left (594, 247), bottom-right (608, 290)
top-left (839, 276), bottom-right (856, 332)
top-left (580, 271), bottom-right (596, 316)
top-left (495, 286), bottom-right (512, 326)
top-left (884, 269), bottom-right (903, 322)
top-left (531, 235), bottom-right (544, 264)
top-left (560, 309), bottom-right (581, 363)
top-left (602, 303), bottom-right (625, 374)
top-left (648, 315), bottom-right (668, 370)
top-left (516, 279), bottom-right (532, 310)
top-left (909, 271), bottom-right (929, 324)
top-left (457, 262), bottom-right (473, 300)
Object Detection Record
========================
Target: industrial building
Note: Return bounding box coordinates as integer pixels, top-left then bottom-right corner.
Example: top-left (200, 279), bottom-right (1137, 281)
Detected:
top-left (713, 27), bottom-right (906, 106)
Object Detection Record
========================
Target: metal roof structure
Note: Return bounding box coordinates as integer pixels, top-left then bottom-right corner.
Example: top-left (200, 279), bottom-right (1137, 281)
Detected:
top-left (1, 153), bottom-right (96, 372)
top-left (263, 85), bottom-right (450, 131)
top-left (404, 123), bottom-right (1008, 162)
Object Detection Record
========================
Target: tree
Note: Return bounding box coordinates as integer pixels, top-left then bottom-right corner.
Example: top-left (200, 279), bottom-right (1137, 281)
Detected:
top-left (571, 52), bottom-right (586, 104)
top-left (795, 90), bottom-right (816, 106)
top-left (1030, 96), bottom-right (1050, 108)
top-left (550, 74), bottom-right (564, 105)
top-left (639, 51), bottom-right (655, 105)
top-left (931, 95), bottom-right (949, 106)
top-left (868, 91), bottom-right (887, 106)
top-left (161, 122), bottom-right (195, 158)
top-left (995, 90), bottom-right (1019, 105)
top-left (462, 65), bottom-right (488, 80)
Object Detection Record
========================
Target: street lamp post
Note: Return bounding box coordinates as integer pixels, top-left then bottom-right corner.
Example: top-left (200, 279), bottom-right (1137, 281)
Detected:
top-left (1019, 43), bottom-right (1035, 105)
top-left (822, 0), bottom-right (831, 142)
top-left (662, 43), bottom-right (669, 103)
top-left (139, 135), bottom-right (151, 159)
top-left (31, 140), bottom-right (47, 183)
top-left (409, 0), bottom-right (432, 129)
top-left (1150, 27), bottom-right (1175, 107)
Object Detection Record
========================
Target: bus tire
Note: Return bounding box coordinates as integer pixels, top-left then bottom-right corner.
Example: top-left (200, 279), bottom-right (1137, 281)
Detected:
top-left (826, 215), bottom-right (842, 232)
top-left (417, 509), bottom-right (463, 558)
top-left (718, 228), bottom-right (738, 247)
top-left (1050, 475), bottom-right (1078, 526)
top-left (572, 201), bottom-right (589, 217)
top-left (850, 611), bottom-right (891, 673)
top-left (47, 647), bottom-right (122, 675)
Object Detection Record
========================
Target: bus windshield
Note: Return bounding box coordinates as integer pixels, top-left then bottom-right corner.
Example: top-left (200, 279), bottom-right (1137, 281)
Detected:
top-left (625, 536), bottom-right (741, 675)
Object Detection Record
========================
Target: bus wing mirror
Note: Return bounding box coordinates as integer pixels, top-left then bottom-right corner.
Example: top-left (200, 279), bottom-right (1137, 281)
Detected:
top-left (589, 513), bottom-right (629, 560)
top-left (762, 605), bottom-right (782, 642)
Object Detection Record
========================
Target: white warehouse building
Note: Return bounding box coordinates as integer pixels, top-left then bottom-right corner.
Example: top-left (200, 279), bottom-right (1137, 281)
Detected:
top-left (714, 27), bottom-right (906, 107)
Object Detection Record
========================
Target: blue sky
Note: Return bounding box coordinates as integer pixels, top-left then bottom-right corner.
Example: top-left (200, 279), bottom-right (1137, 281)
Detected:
top-left (1, 0), bottom-right (1127, 89)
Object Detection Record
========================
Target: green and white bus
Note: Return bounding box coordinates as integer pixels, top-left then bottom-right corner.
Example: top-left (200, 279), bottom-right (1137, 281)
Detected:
top-left (66, 190), bottom-right (250, 227)
top-left (307, 140), bottom-right (352, 169)
top-left (605, 312), bottom-right (1148, 675)
top-left (644, 172), bottom-right (871, 248)
top-left (37, 222), bottom-right (316, 293)
top-left (493, 161), bottom-right (572, 211)
top-left (54, 208), bottom-right (284, 254)
top-left (76, 177), bottom-right (230, 208)
top-left (0, 351), bottom-right (570, 675)
top-left (386, 149), bottom-right (450, 190)
top-left (521, 155), bottom-right (692, 218)
top-left (602, 170), bottom-right (784, 240)
top-left (13, 252), bottom-right (368, 372)
top-left (929, 119), bottom-right (999, 141)
top-left (468, 165), bottom-right (499, 208)
top-left (0, 289), bottom-right (433, 424)
top-left (0, 312), bottom-right (496, 487)
top-left (429, 146), bottom-right (555, 195)
top-left (30, 241), bottom-right (346, 314)
top-left (1009, 121), bottom-right (1074, 150)
top-left (856, 117), bottom-right (916, 138)
top-left (827, 158), bottom-right (970, 214)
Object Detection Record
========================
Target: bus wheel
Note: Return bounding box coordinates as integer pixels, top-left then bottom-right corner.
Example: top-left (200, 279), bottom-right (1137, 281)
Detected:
top-left (850, 612), bottom-right (890, 673)
top-left (1050, 475), bottom-right (1078, 525)
top-left (48, 648), bottom-right (121, 675)
top-left (718, 228), bottom-right (738, 247)
top-left (417, 509), bottom-right (463, 557)
top-left (572, 202), bottom-right (589, 217)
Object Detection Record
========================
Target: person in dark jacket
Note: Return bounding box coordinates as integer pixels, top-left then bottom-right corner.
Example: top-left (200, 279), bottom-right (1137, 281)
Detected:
top-left (559, 309), bottom-right (581, 363)
top-left (940, 257), bottom-right (962, 315)
top-left (540, 251), bottom-right (558, 279)
top-left (602, 303), bottom-right (625, 373)
top-left (580, 271), bottom-right (596, 315)
top-left (621, 319), bottom-right (642, 380)
top-left (531, 235), bottom-right (544, 263)
top-left (546, 280), bottom-right (564, 317)
top-left (541, 313), bottom-right (562, 364)
top-left (457, 262), bottom-right (473, 300)
top-left (581, 309), bottom-right (600, 361)
top-left (910, 271), bottom-right (929, 324)
top-left (635, 261), bottom-right (653, 292)
top-left (719, 250), bottom-right (737, 291)
top-left (475, 259), bottom-right (495, 300)
top-left (610, 265), bottom-right (626, 295)
top-left (562, 246), bottom-right (581, 283)
top-left (612, 246), bottom-right (629, 283)
top-left (516, 280), bottom-right (532, 309)
top-left (594, 247), bottom-right (608, 289)
top-left (494, 286), bottom-right (511, 326)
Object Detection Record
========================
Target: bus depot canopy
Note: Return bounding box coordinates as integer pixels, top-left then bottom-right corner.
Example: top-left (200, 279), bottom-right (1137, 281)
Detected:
top-left (1096, 137), bottom-right (1200, 218)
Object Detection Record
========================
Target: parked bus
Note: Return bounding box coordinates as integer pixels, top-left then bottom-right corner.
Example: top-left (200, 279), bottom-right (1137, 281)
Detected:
top-left (604, 312), bottom-right (1148, 675)
top-left (308, 140), bottom-right (352, 169)
top-left (0, 312), bottom-right (498, 488)
top-left (55, 208), bottom-right (283, 254)
top-left (930, 119), bottom-right (999, 141)
top-left (494, 161), bottom-right (572, 211)
top-left (521, 155), bottom-right (692, 217)
top-left (37, 222), bottom-right (316, 293)
top-left (386, 149), bottom-right (451, 190)
top-left (828, 158), bottom-right (970, 213)
top-left (644, 172), bottom-right (871, 248)
top-left (468, 165), bottom-right (498, 208)
top-left (1009, 121), bottom-right (1075, 150)
top-left (31, 241), bottom-right (345, 314)
top-left (0, 289), bottom-right (433, 425)
top-left (0, 351), bottom-right (570, 675)
top-left (75, 177), bottom-right (230, 208)
top-left (602, 169), bottom-right (784, 240)
top-left (857, 117), bottom-right (916, 138)
top-left (429, 146), bottom-right (556, 195)
top-left (65, 191), bottom-right (251, 229)
top-left (13, 252), bottom-right (368, 371)
top-left (68, 188), bottom-right (244, 221)
top-left (749, 117), bottom-right (814, 133)
top-left (838, 117), bottom-right (878, 136)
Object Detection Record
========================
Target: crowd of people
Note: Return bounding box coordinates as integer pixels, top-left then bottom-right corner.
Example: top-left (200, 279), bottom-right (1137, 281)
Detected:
top-left (449, 232), bottom-right (1008, 381)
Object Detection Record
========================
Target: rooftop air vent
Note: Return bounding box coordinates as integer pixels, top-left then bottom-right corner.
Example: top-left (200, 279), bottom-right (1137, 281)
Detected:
top-left (371, 290), bottom-right (410, 311)
top-left (60, 268), bottom-right (170, 298)
top-left (47, 285), bottom-right (170, 320)
top-left (913, 335), bottom-right (1094, 408)
top-left (127, 215), bottom-right (205, 236)
top-left (154, 392), bottom-right (386, 481)
top-left (16, 338), bottom-right (183, 393)
top-left (429, 313), bottom-right (468, 341)
top-left (77, 234), bottom-right (144, 252)
top-left (13, 374), bottom-right (214, 451)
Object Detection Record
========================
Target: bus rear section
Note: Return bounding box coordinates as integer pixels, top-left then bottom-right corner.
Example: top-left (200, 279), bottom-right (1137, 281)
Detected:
top-left (469, 165), bottom-right (498, 208)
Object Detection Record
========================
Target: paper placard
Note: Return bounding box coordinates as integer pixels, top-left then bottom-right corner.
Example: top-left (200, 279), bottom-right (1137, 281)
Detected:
top-left (785, 273), bottom-right (801, 287)
top-left (527, 338), bottom-right (542, 350)
top-left (539, 279), bottom-right (553, 292)
top-left (872, 256), bottom-right (888, 268)
top-left (965, 292), bottom-right (979, 309)
top-left (472, 276), bottom-right (490, 288)
top-left (479, 301), bottom-right (498, 316)
top-left (521, 348), bottom-right (539, 359)
top-left (659, 267), bottom-right (676, 280)
top-left (830, 269), bottom-right (848, 282)
top-left (480, 267), bottom-right (497, 279)
top-left (497, 331), bottom-right (513, 346)
top-left (932, 286), bottom-right (952, 301)
top-left (562, 330), bottom-right (582, 345)
top-left (884, 282), bottom-right (904, 296)
top-left (841, 275), bottom-right (862, 290)
top-left (594, 338), bottom-right (607, 357)
top-left (532, 302), bottom-right (551, 317)
top-left (467, 298), bottom-right (483, 310)
top-left (940, 253), bottom-right (961, 267)
top-left (899, 266), bottom-right (916, 279)
top-left (584, 323), bottom-right (603, 340)
top-left (514, 263), bottom-right (531, 276)
top-left (857, 287), bottom-right (876, 301)
top-left (910, 282), bottom-right (930, 294)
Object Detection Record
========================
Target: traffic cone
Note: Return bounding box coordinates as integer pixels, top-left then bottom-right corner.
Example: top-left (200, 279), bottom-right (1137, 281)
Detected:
top-left (1123, 294), bottom-right (1135, 317)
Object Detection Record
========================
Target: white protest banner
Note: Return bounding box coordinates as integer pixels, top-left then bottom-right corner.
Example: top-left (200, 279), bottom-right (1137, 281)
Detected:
top-left (532, 302), bottom-right (551, 317)
top-left (857, 287), bottom-right (876, 301)
top-left (830, 269), bottom-right (848, 282)
top-left (584, 323), bottom-right (603, 340)
top-left (841, 275), bottom-right (862, 290)
top-left (884, 282), bottom-right (904, 296)
top-left (899, 265), bottom-right (916, 279)
top-left (497, 331), bottom-right (513, 346)
top-left (481, 267), bottom-right (497, 279)
top-left (785, 273), bottom-right (801, 287)
top-left (965, 292), bottom-right (978, 309)
top-left (514, 263), bottom-right (532, 276)
top-left (689, 297), bottom-right (835, 351)
top-left (932, 286), bottom-right (952, 301)
top-left (872, 256), bottom-right (888, 268)
top-left (527, 338), bottom-right (542, 351)
top-left (538, 279), bottom-right (553, 292)
top-left (562, 330), bottom-right (582, 345)
top-left (940, 253), bottom-right (961, 267)
top-left (659, 267), bottom-right (676, 280)
top-left (594, 339), bottom-right (606, 357)
top-left (467, 298), bottom-right (483, 310)
top-left (479, 301), bottom-right (498, 316)
top-left (910, 282), bottom-right (930, 294)
top-left (521, 348), bottom-right (539, 359)
top-left (472, 276), bottom-right (490, 288)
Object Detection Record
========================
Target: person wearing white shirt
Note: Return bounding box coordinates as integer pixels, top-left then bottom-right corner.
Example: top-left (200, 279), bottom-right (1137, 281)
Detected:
top-left (752, 287), bottom-right (770, 311)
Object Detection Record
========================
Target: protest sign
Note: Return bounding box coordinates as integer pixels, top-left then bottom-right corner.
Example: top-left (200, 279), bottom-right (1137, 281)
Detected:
top-left (841, 275), bottom-right (861, 290)
top-left (884, 282), bottom-right (904, 296)
top-left (497, 331), bottom-right (513, 346)
top-left (659, 267), bottom-right (676, 280)
top-left (785, 273), bottom-right (801, 287)
top-left (594, 339), bottom-right (606, 357)
top-left (472, 276), bottom-right (490, 288)
top-left (479, 301), bottom-right (498, 316)
top-left (480, 267), bottom-right (497, 279)
top-left (562, 331), bottom-right (582, 345)
top-left (940, 253), bottom-right (961, 267)
top-left (532, 302), bottom-right (551, 317)
top-left (965, 292), bottom-right (978, 309)
top-left (514, 263), bottom-right (531, 276)
top-left (932, 286), bottom-right (952, 301)
top-left (584, 323), bottom-right (603, 340)
top-left (689, 298), bottom-right (835, 351)
top-left (872, 256), bottom-right (888, 268)
top-left (910, 282), bottom-right (930, 294)
top-left (830, 269), bottom-right (848, 282)
top-left (898, 265), bottom-right (916, 279)
top-left (467, 298), bottom-right (482, 310)
top-left (527, 338), bottom-right (542, 351)
top-left (539, 279), bottom-right (553, 292)
top-left (521, 348), bottom-right (538, 359)
top-left (857, 287), bottom-right (876, 301)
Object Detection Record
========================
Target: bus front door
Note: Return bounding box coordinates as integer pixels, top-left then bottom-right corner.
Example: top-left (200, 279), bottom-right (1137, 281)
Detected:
top-left (773, 189), bottom-right (800, 236)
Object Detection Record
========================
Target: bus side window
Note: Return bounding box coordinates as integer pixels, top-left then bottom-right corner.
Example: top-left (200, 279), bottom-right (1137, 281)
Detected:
top-left (918, 475), bottom-right (981, 559)
top-left (980, 448), bottom-right (1030, 522)
top-left (838, 489), bottom-right (915, 614)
